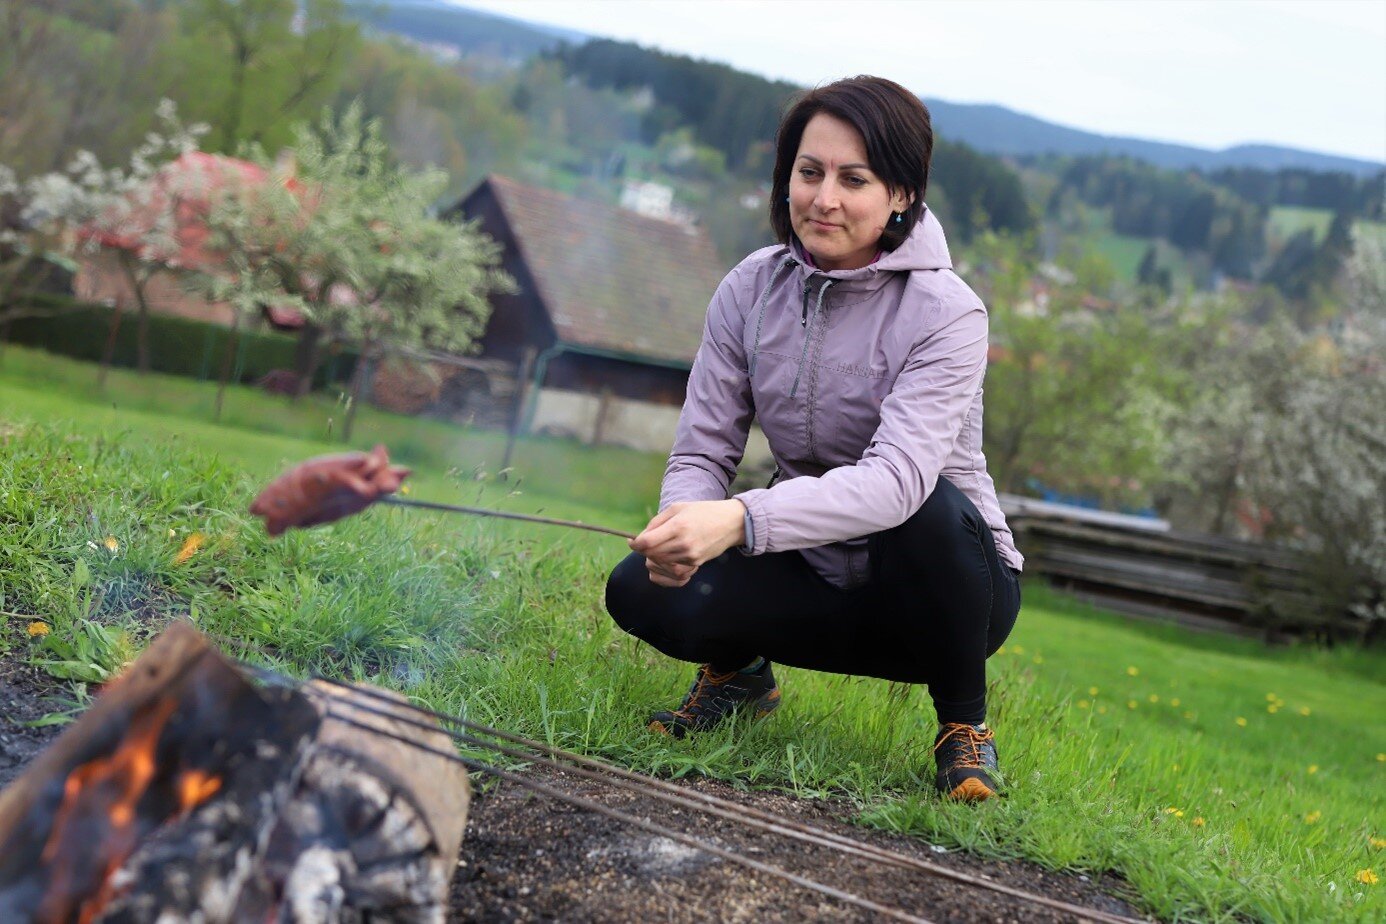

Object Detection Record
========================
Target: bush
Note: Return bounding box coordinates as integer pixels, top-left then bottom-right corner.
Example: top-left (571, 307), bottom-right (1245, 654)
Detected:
top-left (1, 296), bottom-right (357, 389)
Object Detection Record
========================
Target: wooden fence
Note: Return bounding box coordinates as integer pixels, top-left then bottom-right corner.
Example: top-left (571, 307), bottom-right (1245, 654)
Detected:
top-left (1000, 495), bottom-right (1374, 643)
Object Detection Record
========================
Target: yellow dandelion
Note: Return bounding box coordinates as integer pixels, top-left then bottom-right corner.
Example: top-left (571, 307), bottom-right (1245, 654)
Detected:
top-left (1356, 869), bottom-right (1378, 886)
top-left (1164, 807), bottom-right (1185, 818)
top-left (996, 645), bottom-right (1007, 655)
top-left (1192, 817), bottom-right (1205, 827)
top-left (1379, 754), bottom-right (1386, 762)
top-left (1088, 686), bottom-right (1099, 696)
top-left (103, 536), bottom-right (119, 552)
top-left (1304, 811), bottom-right (1322, 824)
top-left (1183, 711), bottom-right (1195, 719)
top-left (1268, 704), bottom-right (1280, 714)
top-left (1128, 700), bottom-right (1139, 710)
top-left (1097, 705), bottom-right (1108, 714)
top-left (27, 621), bottom-right (50, 637)
top-left (1266, 693), bottom-right (1278, 702)
top-left (1299, 707), bottom-right (1311, 717)
top-left (1012, 645), bottom-right (1025, 655)
top-left (1126, 666), bottom-right (1139, 676)
top-left (1149, 694), bottom-right (1160, 704)
top-left (400, 484), bottom-right (412, 495)
top-left (1170, 698), bottom-right (1181, 707)
top-left (175, 532), bottom-right (206, 565)
top-left (1369, 836), bottom-right (1386, 850)
top-left (1307, 765), bottom-right (1319, 775)
top-left (1171, 763), bottom-right (1181, 773)
top-left (1078, 700), bottom-right (1090, 709)
top-left (1033, 655), bottom-right (1044, 664)
top-left (1235, 717), bottom-right (1248, 727)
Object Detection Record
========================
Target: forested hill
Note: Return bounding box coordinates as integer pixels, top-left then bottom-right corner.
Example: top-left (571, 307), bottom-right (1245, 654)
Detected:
top-left (352, 2), bottom-right (1381, 177)
top-left (348, 0), bottom-right (586, 61)
top-left (923, 100), bottom-right (1382, 178)
top-left (16, 0), bottom-right (1381, 297)
top-left (552, 40), bottom-right (1036, 243)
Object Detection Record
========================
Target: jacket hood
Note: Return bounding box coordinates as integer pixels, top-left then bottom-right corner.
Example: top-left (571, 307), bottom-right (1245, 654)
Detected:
top-left (788, 203), bottom-right (953, 282)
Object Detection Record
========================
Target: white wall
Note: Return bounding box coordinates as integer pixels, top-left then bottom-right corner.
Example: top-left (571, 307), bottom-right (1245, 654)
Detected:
top-left (530, 387), bottom-right (773, 469)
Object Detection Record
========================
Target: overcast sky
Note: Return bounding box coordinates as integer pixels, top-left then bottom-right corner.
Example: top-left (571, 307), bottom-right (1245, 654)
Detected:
top-left (450, 0), bottom-right (1386, 164)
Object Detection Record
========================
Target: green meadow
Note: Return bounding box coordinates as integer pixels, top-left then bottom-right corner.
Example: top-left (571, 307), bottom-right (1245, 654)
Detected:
top-left (1, 345), bottom-right (1382, 923)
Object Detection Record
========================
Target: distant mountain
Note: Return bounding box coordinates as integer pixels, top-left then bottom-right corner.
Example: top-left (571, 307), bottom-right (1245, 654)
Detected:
top-left (346, 0), bottom-right (586, 61)
top-left (923, 99), bottom-right (1383, 178)
top-left (354, 2), bottom-right (1382, 178)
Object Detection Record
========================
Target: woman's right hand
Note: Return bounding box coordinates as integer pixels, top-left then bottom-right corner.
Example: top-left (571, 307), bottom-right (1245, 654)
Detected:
top-left (631, 500), bottom-right (746, 587)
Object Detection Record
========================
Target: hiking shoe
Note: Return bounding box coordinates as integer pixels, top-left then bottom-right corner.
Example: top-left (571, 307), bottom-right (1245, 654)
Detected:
top-left (648, 661), bottom-right (781, 739)
top-left (934, 722), bottom-right (1000, 802)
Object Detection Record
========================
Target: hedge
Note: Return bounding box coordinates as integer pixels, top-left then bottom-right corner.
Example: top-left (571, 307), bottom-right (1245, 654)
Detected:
top-left (1, 296), bottom-right (357, 389)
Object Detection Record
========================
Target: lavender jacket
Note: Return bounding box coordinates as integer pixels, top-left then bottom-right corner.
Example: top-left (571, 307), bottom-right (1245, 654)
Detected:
top-left (659, 207), bottom-right (1023, 589)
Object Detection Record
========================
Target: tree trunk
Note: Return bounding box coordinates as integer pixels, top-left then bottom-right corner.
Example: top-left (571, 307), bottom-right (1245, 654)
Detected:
top-left (342, 339), bottom-right (374, 443)
top-left (97, 303), bottom-right (125, 389)
top-left (117, 251), bottom-right (154, 375)
top-left (134, 293), bottom-right (152, 375)
top-left (214, 312), bottom-right (243, 423)
top-left (292, 322), bottom-right (324, 400)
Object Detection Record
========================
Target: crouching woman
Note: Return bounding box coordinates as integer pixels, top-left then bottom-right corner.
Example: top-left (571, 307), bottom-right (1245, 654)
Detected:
top-left (604, 75), bottom-right (1023, 802)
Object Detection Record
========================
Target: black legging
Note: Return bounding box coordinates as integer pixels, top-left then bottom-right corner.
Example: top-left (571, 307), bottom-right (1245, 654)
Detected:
top-left (605, 477), bottom-right (1021, 725)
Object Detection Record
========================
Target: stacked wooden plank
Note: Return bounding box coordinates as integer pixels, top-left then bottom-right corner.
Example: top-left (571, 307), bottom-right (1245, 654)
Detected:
top-left (999, 495), bottom-right (1368, 642)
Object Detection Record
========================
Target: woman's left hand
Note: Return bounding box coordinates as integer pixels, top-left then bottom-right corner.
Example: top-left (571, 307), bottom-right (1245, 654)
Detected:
top-left (630, 499), bottom-right (747, 587)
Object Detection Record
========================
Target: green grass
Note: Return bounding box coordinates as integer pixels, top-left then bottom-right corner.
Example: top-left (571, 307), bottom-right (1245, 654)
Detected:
top-left (2, 359), bottom-right (1383, 922)
top-left (1062, 206), bottom-right (1193, 289)
top-left (1085, 229), bottom-right (1153, 281)
top-left (0, 343), bottom-right (667, 517)
top-left (1268, 206), bottom-right (1386, 250)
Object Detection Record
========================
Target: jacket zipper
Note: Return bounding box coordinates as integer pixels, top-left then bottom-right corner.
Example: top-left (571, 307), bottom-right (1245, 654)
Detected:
top-left (789, 278), bottom-right (830, 401)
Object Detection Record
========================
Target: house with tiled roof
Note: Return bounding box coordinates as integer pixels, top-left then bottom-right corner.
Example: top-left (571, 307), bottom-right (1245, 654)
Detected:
top-left (444, 175), bottom-right (731, 447)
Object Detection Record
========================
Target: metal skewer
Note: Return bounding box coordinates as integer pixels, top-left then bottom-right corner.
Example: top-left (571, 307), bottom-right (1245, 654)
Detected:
top-left (377, 495), bottom-right (636, 540)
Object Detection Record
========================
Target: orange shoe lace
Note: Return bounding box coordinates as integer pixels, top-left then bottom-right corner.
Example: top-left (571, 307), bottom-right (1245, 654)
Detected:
top-left (671, 665), bottom-right (738, 722)
top-left (933, 723), bottom-right (994, 767)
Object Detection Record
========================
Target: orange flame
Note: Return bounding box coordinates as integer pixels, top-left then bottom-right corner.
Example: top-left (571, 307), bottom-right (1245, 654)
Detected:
top-left (33, 698), bottom-right (227, 919)
top-left (38, 698), bottom-right (175, 923)
top-left (176, 769), bottom-right (222, 814)
top-left (32, 696), bottom-right (221, 924)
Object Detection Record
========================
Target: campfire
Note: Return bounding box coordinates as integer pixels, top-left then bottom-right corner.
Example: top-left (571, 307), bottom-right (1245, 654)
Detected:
top-left (0, 624), bottom-right (470, 923)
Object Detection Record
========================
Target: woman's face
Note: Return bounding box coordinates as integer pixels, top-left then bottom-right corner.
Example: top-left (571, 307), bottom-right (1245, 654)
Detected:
top-left (789, 112), bottom-right (909, 271)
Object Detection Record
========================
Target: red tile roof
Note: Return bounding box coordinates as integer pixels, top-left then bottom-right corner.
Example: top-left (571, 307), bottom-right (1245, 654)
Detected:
top-left (485, 175), bottom-right (726, 366)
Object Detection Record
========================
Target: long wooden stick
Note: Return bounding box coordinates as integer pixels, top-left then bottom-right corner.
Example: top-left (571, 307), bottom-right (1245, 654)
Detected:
top-left (377, 496), bottom-right (635, 540)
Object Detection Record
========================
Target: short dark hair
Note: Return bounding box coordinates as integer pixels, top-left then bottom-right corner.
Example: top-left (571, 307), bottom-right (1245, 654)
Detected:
top-left (769, 75), bottom-right (933, 252)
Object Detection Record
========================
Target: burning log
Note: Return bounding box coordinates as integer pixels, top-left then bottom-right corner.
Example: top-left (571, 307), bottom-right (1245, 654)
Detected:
top-left (0, 624), bottom-right (470, 923)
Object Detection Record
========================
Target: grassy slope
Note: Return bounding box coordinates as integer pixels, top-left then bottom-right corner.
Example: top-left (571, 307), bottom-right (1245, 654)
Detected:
top-left (1, 356), bottom-right (1383, 922)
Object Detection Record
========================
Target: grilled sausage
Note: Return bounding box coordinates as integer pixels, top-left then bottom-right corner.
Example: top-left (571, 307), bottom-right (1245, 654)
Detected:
top-left (249, 444), bottom-right (410, 536)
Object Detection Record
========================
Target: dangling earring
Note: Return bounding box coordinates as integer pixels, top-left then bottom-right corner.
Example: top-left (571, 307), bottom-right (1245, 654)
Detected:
top-left (894, 212), bottom-right (903, 224)
top-left (784, 195), bottom-right (790, 203)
